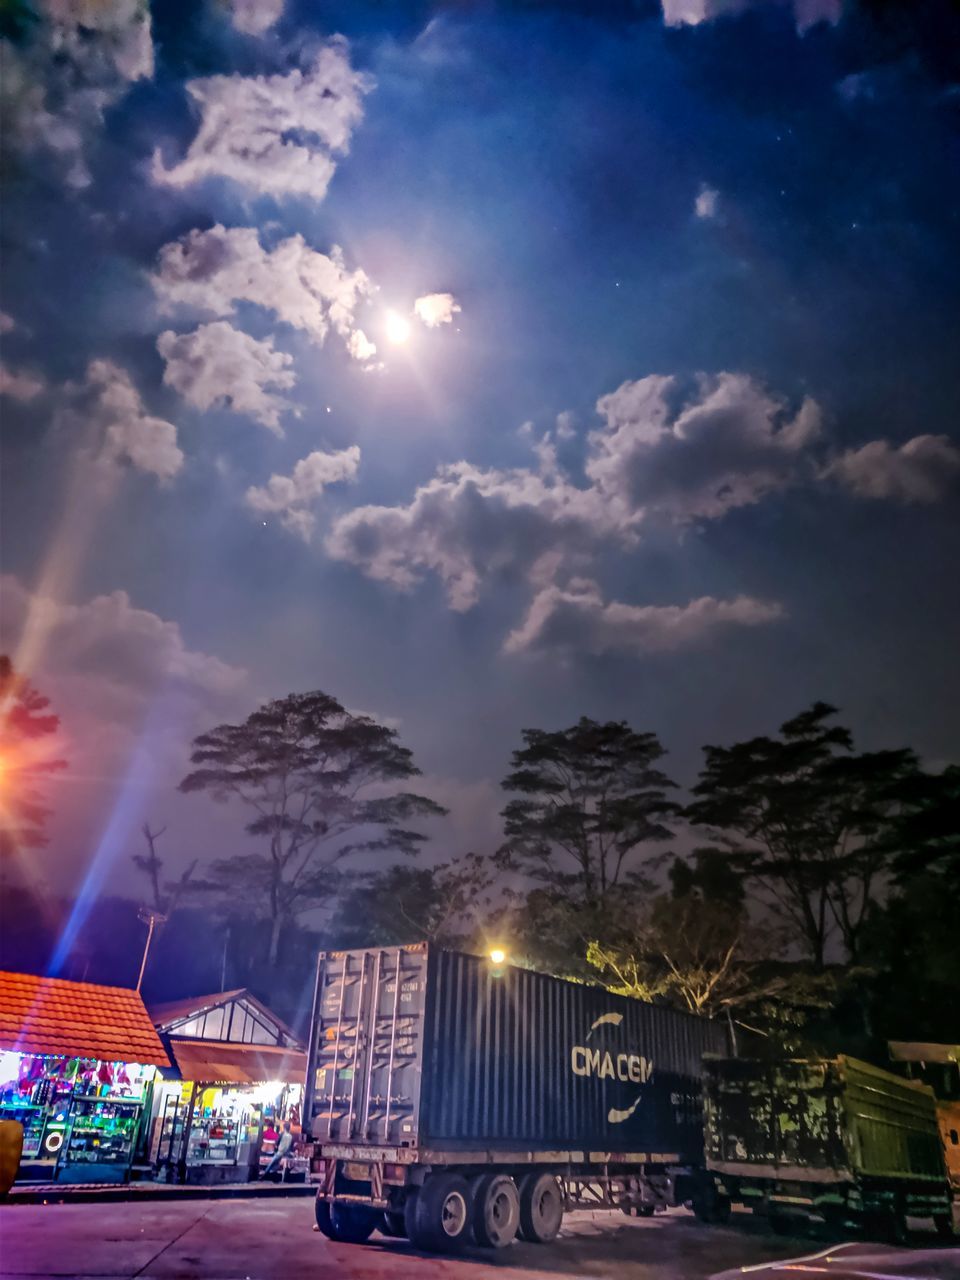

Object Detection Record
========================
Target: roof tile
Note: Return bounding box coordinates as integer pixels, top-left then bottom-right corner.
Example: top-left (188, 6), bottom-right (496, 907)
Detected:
top-left (0, 970), bottom-right (170, 1066)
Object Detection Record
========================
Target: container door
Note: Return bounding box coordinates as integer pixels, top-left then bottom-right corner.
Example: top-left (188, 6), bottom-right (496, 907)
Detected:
top-left (357, 947), bottom-right (429, 1146)
top-left (308, 950), bottom-right (375, 1142)
top-left (307, 946), bottom-right (428, 1145)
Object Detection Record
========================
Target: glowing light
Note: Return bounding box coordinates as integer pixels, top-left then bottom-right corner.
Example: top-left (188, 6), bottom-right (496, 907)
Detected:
top-left (384, 311), bottom-right (411, 345)
top-left (489, 948), bottom-right (506, 965)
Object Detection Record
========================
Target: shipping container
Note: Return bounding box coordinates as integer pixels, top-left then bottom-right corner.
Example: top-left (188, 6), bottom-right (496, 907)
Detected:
top-left (304, 943), bottom-right (727, 1252)
top-left (699, 1056), bottom-right (954, 1240)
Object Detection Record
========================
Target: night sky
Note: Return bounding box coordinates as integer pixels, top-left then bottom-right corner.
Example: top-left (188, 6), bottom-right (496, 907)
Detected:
top-left (2, 0), bottom-right (959, 898)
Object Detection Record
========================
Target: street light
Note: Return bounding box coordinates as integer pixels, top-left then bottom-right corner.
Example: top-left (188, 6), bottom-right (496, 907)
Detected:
top-left (489, 948), bottom-right (506, 966)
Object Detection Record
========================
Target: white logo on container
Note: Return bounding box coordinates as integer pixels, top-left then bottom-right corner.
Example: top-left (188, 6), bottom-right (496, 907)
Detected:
top-left (570, 1012), bottom-right (654, 1124)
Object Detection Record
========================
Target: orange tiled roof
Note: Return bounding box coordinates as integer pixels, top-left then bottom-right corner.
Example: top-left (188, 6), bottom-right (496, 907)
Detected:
top-left (0, 970), bottom-right (170, 1066)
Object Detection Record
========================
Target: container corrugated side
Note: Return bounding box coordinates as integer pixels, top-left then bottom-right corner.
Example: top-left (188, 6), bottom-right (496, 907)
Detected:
top-left (419, 949), bottom-right (725, 1158)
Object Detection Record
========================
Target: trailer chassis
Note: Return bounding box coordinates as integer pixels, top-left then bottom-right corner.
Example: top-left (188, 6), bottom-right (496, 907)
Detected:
top-left (310, 1143), bottom-right (697, 1251)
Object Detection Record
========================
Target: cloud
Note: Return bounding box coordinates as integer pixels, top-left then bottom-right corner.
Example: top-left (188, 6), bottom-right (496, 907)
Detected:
top-left (157, 321), bottom-right (296, 434)
top-left (150, 224), bottom-right (376, 361)
top-left (825, 435), bottom-right (960, 504)
top-left (0, 362), bottom-right (46, 402)
top-left (695, 184), bottom-right (719, 219)
top-left (325, 367), bottom-right (954, 655)
top-left (1, 0), bottom-right (153, 189)
top-left (69, 359), bottom-right (183, 480)
top-left (505, 579), bottom-right (784, 656)
top-left (326, 373), bottom-right (819, 611)
top-left (152, 39), bottom-right (372, 203)
top-left (0, 312), bottom-right (16, 334)
top-left (414, 293), bottom-right (461, 328)
top-left (229, 0), bottom-right (284, 36)
top-left (587, 372), bottom-right (822, 523)
top-left (245, 446), bottom-right (361, 540)
top-left (325, 455), bottom-right (614, 611)
top-left (661, 0), bottom-right (840, 32)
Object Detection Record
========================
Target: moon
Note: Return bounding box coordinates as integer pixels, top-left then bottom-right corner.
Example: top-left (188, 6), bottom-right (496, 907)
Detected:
top-left (385, 310), bottom-right (412, 345)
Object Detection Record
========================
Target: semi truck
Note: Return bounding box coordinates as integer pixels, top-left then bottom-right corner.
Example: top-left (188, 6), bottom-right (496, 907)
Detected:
top-left (699, 1055), bottom-right (955, 1241)
top-left (303, 943), bottom-right (727, 1252)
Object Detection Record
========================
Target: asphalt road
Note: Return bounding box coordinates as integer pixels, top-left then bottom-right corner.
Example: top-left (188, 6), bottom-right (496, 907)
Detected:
top-left (1, 1199), bottom-right (958, 1280)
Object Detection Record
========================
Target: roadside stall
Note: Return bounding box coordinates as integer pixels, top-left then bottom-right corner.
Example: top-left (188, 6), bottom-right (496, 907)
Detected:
top-left (148, 990), bottom-right (306, 1184)
top-left (0, 970), bottom-right (170, 1184)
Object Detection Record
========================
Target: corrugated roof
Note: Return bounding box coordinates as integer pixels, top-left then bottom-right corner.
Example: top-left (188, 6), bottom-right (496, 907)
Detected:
top-left (149, 989), bottom-right (302, 1049)
top-left (148, 990), bottom-right (247, 1027)
top-left (0, 970), bottom-right (170, 1066)
top-left (166, 1038), bottom-right (306, 1086)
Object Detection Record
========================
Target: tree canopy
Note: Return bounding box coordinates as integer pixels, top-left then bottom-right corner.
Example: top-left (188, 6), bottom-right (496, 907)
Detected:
top-left (179, 689), bottom-right (446, 963)
top-left (687, 702), bottom-right (917, 968)
top-left (499, 717), bottom-right (677, 909)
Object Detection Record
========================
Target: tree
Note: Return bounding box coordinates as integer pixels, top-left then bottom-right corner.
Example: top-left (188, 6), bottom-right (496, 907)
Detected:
top-left (499, 717), bottom-right (677, 908)
top-left (687, 702), bottom-right (916, 968)
top-left (885, 764), bottom-right (960, 885)
top-left (587, 850), bottom-right (776, 1025)
top-left (131, 822), bottom-right (204, 916)
top-left (0, 655), bottom-right (67, 863)
top-left (327, 854), bottom-right (499, 950)
top-left (179, 690), bottom-right (446, 965)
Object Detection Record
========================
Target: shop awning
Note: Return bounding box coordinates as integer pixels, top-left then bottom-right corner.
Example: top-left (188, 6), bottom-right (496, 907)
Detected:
top-left (166, 1038), bottom-right (306, 1086)
top-left (0, 970), bottom-right (170, 1066)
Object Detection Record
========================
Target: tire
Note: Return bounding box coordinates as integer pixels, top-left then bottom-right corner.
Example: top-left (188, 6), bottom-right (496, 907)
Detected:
top-left (693, 1184), bottom-right (731, 1225)
top-left (381, 1210), bottom-right (407, 1237)
top-left (314, 1195), bottom-right (377, 1244)
top-left (933, 1212), bottom-right (955, 1240)
top-left (864, 1206), bottom-right (907, 1246)
top-left (406, 1172), bottom-right (473, 1253)
top-left (472, 1173), bottom-right (521, 1249)
top-left (518, 1172), bottom-right (564, 1243)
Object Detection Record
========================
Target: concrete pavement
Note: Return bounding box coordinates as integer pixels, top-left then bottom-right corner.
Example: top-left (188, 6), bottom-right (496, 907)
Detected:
top-left (3, 1197), bottom-right (956, 1280)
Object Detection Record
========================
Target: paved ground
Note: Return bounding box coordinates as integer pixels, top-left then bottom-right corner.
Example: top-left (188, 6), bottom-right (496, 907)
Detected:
top-left (1, 1198), bottom-right (958, 1280)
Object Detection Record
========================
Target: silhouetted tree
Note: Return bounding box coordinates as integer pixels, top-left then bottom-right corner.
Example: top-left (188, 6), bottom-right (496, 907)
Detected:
top-left (498, 717), bottom-right (677, 906)
top-left (179, 691), bottom-right (446, 965)
top-left (687, 702), bottom-right (916, 967)
top-left (328, 853), bottom-right (499, 950)
top-left (0, 655), bottom-right (67, 865)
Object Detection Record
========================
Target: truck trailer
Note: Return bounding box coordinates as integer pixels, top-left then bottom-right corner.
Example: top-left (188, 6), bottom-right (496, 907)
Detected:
top-left (303, 943), bottom-right (727, 1251)
top-left (699, 1055), bottom-right (955, 1241)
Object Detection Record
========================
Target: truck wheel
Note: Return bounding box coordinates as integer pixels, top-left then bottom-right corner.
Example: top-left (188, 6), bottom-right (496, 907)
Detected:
top-left (693, 1185), bottom-right (731, 1225)
top-left (933, 1212), bottom-right (955, 1240)
top-left (864, 1206), bottom-right (907, 1246)
top-left (381, 1210), bottom-right (407, 1237)
top-left (472, 1173), bottom-right (521, 1248)
top-left (406, 1172), bottom-right (472, 1253)
top-left (518, 1172), bottom-right (564, 1243)
top-left (314, 1196), bottom-right (377, 1244)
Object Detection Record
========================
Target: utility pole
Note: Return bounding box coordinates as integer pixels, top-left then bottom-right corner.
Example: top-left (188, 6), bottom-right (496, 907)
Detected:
top-left (136, 905), bottom-right (167, 992)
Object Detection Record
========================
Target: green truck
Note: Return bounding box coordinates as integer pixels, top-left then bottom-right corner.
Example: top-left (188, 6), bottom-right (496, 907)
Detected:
top-left (697, 1055), bottom-right (954, 1241)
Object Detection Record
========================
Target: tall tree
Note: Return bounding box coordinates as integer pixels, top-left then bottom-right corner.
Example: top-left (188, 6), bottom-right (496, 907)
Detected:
top-left (499, 717), bottom-right (677, 908)
top-left (687, 702), bottom-right (916, 968)
top-left (0, 655), bottom-right (67, 864)
top-left (885, 764), bottom-right (960, 885)
top-left (179, 690), bottom-right (446, 965)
